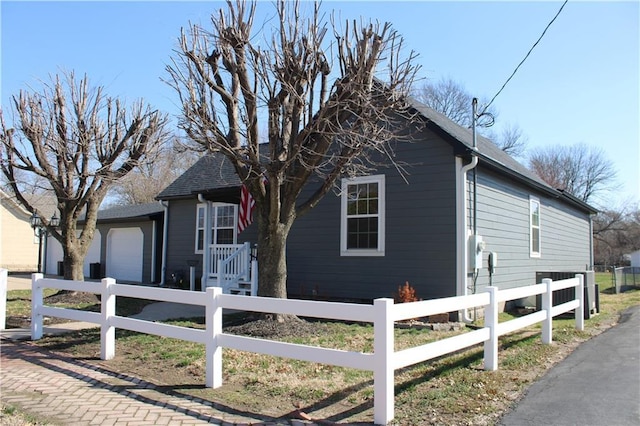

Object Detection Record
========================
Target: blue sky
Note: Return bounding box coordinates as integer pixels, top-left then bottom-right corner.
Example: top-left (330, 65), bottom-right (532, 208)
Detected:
top-left (1, 1), bottom-right (638, 206)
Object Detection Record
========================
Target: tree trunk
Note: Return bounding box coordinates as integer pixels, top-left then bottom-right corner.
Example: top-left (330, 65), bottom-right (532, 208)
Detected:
top-left (256, 221), bottom-right (289, 299)
top-left (255, 211), bottom-right (303, 323)
top-left (64, 252), bottom-right (85, 281)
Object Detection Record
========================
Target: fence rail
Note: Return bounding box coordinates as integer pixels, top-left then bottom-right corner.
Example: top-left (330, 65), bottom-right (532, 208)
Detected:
top-left (21, 273), bottom-right (584, 426)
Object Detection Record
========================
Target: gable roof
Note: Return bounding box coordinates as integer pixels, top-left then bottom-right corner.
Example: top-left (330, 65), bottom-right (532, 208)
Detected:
top-left (0, 189), bottom-right (60, 220)
top-left (157, 154), bottom-right (241, 200)
top-left (408, 99), bottom-right (597, 213)
top-left (157, 99), bottom-right (597, 214)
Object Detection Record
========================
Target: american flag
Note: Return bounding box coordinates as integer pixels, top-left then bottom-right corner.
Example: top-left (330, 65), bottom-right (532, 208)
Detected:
top-left (238, 183), bottom-right (256, 233)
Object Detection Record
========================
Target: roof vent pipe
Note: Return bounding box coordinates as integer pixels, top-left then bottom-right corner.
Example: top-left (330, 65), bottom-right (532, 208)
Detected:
top-left (472, 97), bottom-right (478, 150)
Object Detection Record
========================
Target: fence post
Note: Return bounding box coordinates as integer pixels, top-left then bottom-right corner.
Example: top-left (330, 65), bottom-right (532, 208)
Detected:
top-left (541, 278), bottom-right (553, 344)
top-left (575, 274), bottom-right (585, 331)
top-left (250, 259), bottom-right (258, 297)
top-left (484, 286), bottom-right (499, 371)
top-left (31, 273), bottom-right (44, 340)
top-left (0, 269), bottom-right (7, 330)
top-left (205, 286), bottom-right (223, 388)
top-left (101, 278), bottom-right (116, 360)
top-left (373, 298), bottom-right (394, 425)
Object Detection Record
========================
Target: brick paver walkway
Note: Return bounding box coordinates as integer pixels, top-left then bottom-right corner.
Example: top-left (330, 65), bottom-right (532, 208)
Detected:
top-left (0, 339), bottom-right (308, 425)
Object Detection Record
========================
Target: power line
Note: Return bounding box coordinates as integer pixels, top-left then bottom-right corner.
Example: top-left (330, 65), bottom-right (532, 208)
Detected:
top-left (481, 0), bottom-right (569, 116)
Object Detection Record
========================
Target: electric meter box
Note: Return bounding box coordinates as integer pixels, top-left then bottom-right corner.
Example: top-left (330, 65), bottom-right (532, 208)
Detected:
top-left (468, 234), bottom-right (485, 270)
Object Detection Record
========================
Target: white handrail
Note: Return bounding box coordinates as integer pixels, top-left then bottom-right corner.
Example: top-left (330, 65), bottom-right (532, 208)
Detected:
top-left (216, 242), bottom-right (250, 292)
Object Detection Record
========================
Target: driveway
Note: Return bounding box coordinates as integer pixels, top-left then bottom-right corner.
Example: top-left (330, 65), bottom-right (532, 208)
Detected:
top-left (499, 305), bottom-right (640, 425)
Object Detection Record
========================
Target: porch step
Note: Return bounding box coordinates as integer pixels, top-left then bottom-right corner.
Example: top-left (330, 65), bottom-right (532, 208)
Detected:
top-left (228, 281), bottom-right (252, 296)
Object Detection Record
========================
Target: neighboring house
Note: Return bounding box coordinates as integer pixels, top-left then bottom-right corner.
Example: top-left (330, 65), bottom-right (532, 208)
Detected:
top-left (630, 250), bottom-right (640, 268)
top-left (156, 98), bottom-right (597, 305)
top-left (0, 189), bottom-right (38, 272)
top-left (1, 189), bottom-right (60, 273)
top-left (46, 203), bottom-right (164, 283)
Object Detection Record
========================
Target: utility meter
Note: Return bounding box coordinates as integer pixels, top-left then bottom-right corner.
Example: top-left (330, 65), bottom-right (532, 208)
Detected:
top-left (469, 235), bottom-right (485, 270)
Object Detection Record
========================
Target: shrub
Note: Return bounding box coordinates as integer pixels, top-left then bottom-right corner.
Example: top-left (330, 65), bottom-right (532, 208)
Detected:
top-left (394, 281), bottom-right (420, 304)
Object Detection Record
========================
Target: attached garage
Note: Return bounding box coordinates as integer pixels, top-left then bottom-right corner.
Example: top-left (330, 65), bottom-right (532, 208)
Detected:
top-left (46, 230), bottom-right (101, 277)
top-left (106, 227), bottom-right (144, 282)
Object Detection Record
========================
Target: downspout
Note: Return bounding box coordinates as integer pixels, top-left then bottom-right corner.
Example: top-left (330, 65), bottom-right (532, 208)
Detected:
top-left (198, 194), bottom-right (209, 291)
top-left (456, 155), bottom-right (478, 323)
top-left (589, 214), bottom-right (594, 270)
top-left (457, 98), bottom-right (479, 323)
top-left (160, 200), bottom-right (169, 286)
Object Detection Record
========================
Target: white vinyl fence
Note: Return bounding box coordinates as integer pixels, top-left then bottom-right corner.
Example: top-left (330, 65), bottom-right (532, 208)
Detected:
top-left (26, 273), bottom-right (584, 425)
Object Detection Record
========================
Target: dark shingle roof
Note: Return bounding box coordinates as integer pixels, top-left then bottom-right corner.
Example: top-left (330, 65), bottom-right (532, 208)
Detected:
top-left (409, 99), bottom-right (596, 213)
top-left (156, 98), bottom-right (596, 213)
top-left (408, 98), bottom-right (546, 186)
top-left (156, 154), bottom-right (241, 200)
top-left (77, 203), bottom-right (164, 223)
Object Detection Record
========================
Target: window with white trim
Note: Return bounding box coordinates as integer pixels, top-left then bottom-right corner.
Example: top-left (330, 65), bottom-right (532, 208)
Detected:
top-left (530, 196), bottom-right (541, 257)
top-left (195, 203), bottom-right (237, 253)
top-left (340, 175), bottom-right (385, 256)
top-left (195, 204), bottom-right (206, 253)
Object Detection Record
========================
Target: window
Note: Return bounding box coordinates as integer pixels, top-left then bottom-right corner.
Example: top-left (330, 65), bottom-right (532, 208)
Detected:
top-left (341, 175), bottom-right (385, 256)
top-left (530, 197), bottom-right (541, 257)
top-left (195, 203), bottom-right (237, 253)
top-left (195, 204), bottom-right (206, 253)
top-left (212, 204), bottom-right (236, 245)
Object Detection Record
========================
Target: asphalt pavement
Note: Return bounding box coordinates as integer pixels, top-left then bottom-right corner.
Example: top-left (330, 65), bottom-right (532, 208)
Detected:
top-left (499, 305), bottom-right (640, 426)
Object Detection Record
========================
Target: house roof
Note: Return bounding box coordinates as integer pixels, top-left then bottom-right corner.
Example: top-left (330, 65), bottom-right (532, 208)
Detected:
top-left (0, 189), bottom-right (31, 218)
top-left (157, 98), bottom-right (597, 214)
top-left (78, 202), bottom-right (165, 224)
top-left (0, 189), bottom-right (60, 220)
top-left (157, 154), bottom-right (241, 200)
top-left (408, 99), bottom-right (597, 213)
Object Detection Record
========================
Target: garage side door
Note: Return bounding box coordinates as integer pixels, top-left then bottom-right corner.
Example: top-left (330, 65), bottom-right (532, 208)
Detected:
top-left (106, 228), bottom-right (143, 282)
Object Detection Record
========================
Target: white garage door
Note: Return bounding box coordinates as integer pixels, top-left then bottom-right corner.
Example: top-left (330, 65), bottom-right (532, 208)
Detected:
top-left (106, 228), bottom-right (143, 282)
top-left (46, 230), bottom-right (101, 277)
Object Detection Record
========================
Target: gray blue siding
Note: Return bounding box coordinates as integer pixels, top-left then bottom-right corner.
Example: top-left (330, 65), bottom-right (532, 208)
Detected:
top-left (471, 167), bottom-right (592, 292)
top-left (286, 128), bottom-right (458, 301)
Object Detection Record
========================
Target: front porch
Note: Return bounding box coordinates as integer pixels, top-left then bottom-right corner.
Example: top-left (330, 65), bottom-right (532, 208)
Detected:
top-left (201, 242), bottom-right (257, 296)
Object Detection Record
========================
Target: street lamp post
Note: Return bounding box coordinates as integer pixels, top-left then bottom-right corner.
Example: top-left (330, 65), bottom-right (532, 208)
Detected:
top-left (30, 212), bottom-right (59, 274)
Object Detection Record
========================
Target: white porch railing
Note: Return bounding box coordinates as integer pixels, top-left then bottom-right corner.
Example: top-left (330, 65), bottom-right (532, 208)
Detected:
top-left (26, 273), bottom-right (585, 425)
top-left (216, 242), bottom-right (256, 296)
top-left (208, 244), bottom-right (247, 279)
top-left (206, 243), bottom-right (255, 295)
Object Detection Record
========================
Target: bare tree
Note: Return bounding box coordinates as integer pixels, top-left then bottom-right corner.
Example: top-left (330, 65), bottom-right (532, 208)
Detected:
top-left (528, 143), bottom-right (617, 204)
top-left (414, 77), bottom-right (476, 126)
top-left (1, 72), bottom-right (169, 280)
top-left (166, 0), bottom-right (419, 301)
top-left (485, 123), bottom-right (529, 158)
top-left (413, 77), bottom-right (528, 157)
top-left (593, 203), bottom-right (640, 266)
top-left (110, 138), bottom-right (198, 205)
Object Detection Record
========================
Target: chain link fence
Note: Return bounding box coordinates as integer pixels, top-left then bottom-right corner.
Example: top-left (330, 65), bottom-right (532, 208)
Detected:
top-left (613, 267), bottom-right (640, 293)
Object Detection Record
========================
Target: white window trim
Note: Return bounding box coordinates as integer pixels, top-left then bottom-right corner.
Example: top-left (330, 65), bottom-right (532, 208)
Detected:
top-left (195, 203), bottom-right (206, 254)
top-left (340, 174), bottom-right (385, 257)
top-left (530, 196), bottom-right (541, 258)
top-left (196, 203), bottom-right (239, 254)
top-left (210, 202), bottom-right (238, 246)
